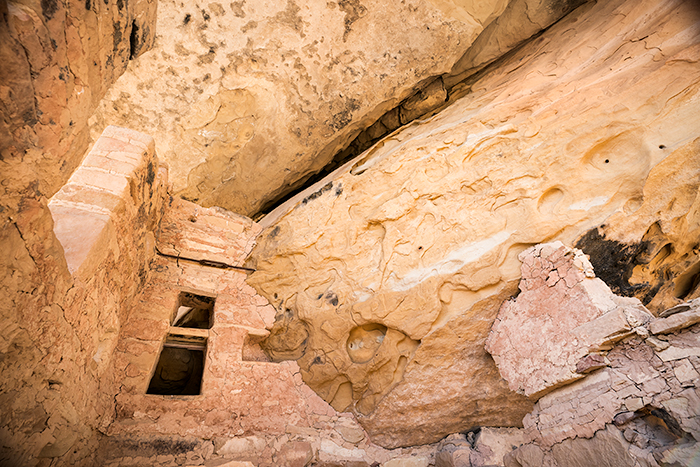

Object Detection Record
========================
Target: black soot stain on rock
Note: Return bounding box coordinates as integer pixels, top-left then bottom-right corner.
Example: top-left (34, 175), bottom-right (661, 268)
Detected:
top-left (575, 227), bottom-right (650, 298)
top-left (41, 0), bottom-right (58, 20)
top-left (301, 182), bottom-right (333, 205)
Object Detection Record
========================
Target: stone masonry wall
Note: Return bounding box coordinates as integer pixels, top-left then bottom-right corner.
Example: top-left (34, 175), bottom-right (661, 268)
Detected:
top-left (505, 322), bottom-right (700, 466)
top-left (0, 127), bottom-right (167, 466)
top-left (98, 237), bottom-right (700, 466)
top-left (485, 243), bottom-right (700, 467)
top-left (100, 197), bottom-right (443, 467)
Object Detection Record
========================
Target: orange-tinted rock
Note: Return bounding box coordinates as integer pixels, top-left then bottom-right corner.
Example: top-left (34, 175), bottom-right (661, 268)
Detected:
top-left (0, 0), bottom-right (157, 214)
top-left (0, 126), bottom-right (167, 465)
top-left (247, 0), bottom-right (700, 448)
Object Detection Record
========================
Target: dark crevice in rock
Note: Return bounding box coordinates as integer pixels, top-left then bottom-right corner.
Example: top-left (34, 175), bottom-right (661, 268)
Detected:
top-left (154, 246), bottom-right (255, 272)
top-left (576, 222), bottom-right (700, 311)
top-left (252, 2), bottom-right (591, 221)
top-left (129, 21), bottom-right (140, 60)
top-left (675, 262), bottom-right (700, 300)
top-left (252, 76), bottom-right (447, 220)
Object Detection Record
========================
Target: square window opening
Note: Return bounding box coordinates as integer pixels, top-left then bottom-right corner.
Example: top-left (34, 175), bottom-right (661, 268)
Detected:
top-left (146, 335), bottom-right (206, 396)
top-left (173, 291), bottom-right (215, 329)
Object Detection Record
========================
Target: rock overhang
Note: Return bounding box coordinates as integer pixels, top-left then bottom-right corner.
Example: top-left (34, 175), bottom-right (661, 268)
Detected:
top-left (89, 0), bottom-right (589, 217)
top-left (244, 0), bottom-right (700, 447)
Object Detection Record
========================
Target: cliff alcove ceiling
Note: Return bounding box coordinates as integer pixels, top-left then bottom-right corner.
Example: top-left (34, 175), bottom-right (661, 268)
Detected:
top-left (2, 0), bottom-right (700, 465)
top-left (88, 0), bottom-right (587, 218)
top-left (245, 0), bottom-right (700, 447)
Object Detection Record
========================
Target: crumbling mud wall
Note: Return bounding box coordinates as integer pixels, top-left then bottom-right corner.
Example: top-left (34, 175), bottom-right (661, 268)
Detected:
top-left (486, 243), bottom-right (700, 467)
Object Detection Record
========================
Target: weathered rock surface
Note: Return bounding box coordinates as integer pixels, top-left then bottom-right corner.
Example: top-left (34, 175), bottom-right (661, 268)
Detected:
top-left (247, 0), bottom-right (700, 448)
top-left (0, 0), bottom-right (156, 214)
top-left (487, 245), bottom-right (700, 466)
top-left (507, 321), bottom-right (700, 466)
top-left (3, 0), bottom-right (700, 464)
top-left (89, 0), bottom-right (580, 216)
top-left (436, 428), bottom-right (526, 467)
top-left (104, 194), bottom-right (447, 467)
top-left (442, 0), bottom-right (587, 87)
top-left (0, 127), bottom-right (167, 466)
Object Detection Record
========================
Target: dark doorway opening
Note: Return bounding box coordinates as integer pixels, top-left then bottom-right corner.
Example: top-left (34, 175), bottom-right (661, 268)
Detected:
top-left (147, 336), bottom-right (206, 395)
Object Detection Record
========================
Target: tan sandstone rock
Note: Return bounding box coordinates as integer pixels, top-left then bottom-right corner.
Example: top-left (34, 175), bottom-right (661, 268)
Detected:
top-left (246, 0), bottom-right (700, 448)
top-left (435, 433), bottom-right (471, 467)
top-left (382, 456), bottom-right (430, 467)
top-left (0, 126), bottom-right (167, 465)
top-left (0, 0), bottom-right (156, 214)
top-left (470, 427), bottom-right (526, 467)
top-left (89, 0), bottom-right (577, 216)
top-left (649, 299), bottom-right (700, 335)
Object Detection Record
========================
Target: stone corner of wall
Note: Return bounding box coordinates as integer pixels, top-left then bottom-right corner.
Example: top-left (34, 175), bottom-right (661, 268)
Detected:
top-left (48, 126), bottom-right (165, 279)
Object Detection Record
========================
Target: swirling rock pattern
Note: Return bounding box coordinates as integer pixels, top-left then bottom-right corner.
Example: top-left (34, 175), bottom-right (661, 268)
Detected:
top-left (89, 0), bottom-right (581, 216)
top-left (247, 0), bottom-right (700, 448)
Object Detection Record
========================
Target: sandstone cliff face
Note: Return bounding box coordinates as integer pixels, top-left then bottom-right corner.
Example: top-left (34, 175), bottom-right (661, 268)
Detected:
top-left (89, 0), bottom-right (580, 217)
top-left (0, 0), bottom-right (156, 214)
top-left (3, 0), bottom-right (700, 462)
top-left (247, 0), bottom-right (700, 448)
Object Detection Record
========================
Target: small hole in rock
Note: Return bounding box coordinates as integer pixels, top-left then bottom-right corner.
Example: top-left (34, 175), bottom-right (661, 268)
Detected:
top-left (604, 159), bottom-right (609, 163)
top-left (347, 323), bottom-right (387, 363)
top-left (675, 263), bottom-right (700, 300)
top-left (659, 145), bottom-right (666, 149)
top-left (128, 21), bottom-right (139, 59)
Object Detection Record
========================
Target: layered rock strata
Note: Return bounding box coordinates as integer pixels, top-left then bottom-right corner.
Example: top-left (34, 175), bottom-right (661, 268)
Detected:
top-left (247, 0), bottom-right (700, 448)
